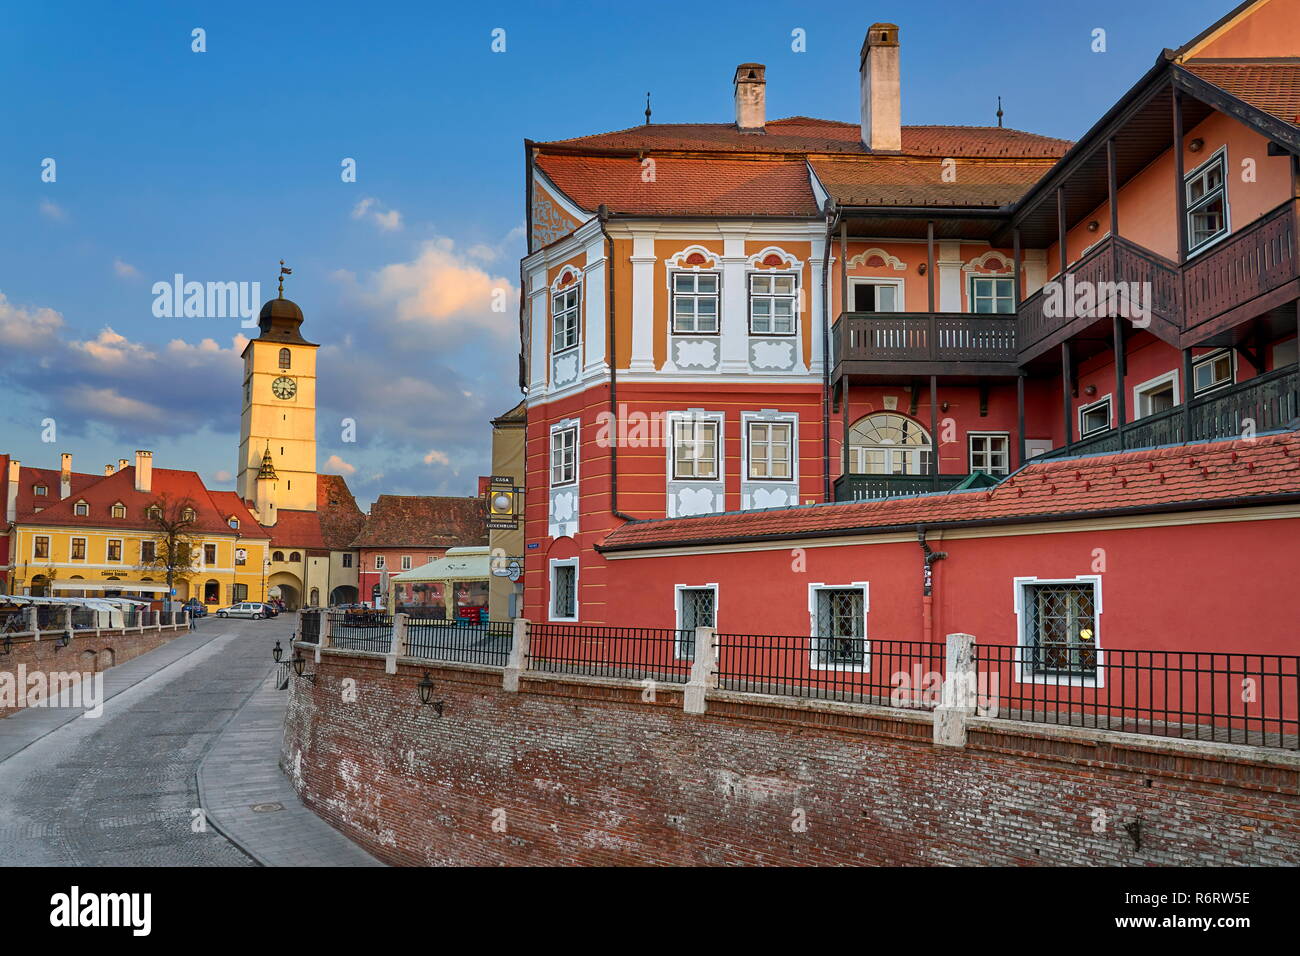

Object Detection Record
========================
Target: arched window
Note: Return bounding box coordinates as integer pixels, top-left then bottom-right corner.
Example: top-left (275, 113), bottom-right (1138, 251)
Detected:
top-left (310, 588), bottom-right (320, 606)
top-left (848, 413), bottom-right (933, 475)
top-left (278, 348), bottom-right (291, 369)
top-left (288, 551), bottom-right (301, 562)
top-left (273, 551), bottom-right (285, 562)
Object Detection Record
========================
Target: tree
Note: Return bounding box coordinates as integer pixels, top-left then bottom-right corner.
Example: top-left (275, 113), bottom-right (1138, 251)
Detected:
top-left (139, 494), bottom-right (201, 611)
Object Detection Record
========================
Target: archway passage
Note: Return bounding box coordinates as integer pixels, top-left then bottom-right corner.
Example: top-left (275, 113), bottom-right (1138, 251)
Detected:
top-left (30, 575), bottom-right (49, 597)
top-left (203, 579), bottom-right (221, 604)
top-left (848, 413), bottom-right (933, 475)
top-left (268, 571), bottom-right (303, 611)
top-left (329, 585), bottom-right (358, 607)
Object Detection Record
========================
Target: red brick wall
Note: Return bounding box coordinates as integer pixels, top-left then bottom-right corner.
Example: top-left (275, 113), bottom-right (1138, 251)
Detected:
top-left (0, 625), bottom-right (188, 719)
top-left (282, 650), bottom-right (1300, 866)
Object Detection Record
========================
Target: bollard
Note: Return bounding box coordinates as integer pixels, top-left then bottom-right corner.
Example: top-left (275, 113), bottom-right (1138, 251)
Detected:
top-left (933, 632), bottom-right (977, 747)
top-left (683, 626), bottom-right (718, 714)
top-left (502, 618), bottom-right (531, 692)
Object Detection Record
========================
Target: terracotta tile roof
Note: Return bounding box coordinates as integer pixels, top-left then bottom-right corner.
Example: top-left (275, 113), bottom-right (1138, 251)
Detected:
top-left (810, 156), bottom-right (1056, 208)
top-left (268, 509), bottom-right (327, 550)
top-left (1182, 59), bottom-right (1300, 126)
top-left (601, 430), bottom-right (1300, 551)
top-left (8, 463), bottom-right (101, 521)
top-left (316, 474), bottom-right (366, 551)
top-left (350, 495), bottom-right (488, 549)
top-left (537, 154), bottom-right (820, 217)
top-left (542, 117), bottom-right (1072, 158)
top-left (207, 491), bottom-right (269, 539)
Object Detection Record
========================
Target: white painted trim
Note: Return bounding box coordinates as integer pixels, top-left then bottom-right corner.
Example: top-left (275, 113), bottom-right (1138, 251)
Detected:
top-left (741, 410), bottom-right (799, 485)
top-left (847, 276), bottom-right (905, 312)
top-left (807, 582), bottom-right (870, 672)
top-left (1183, 145), bottom-right (1232, 260)
top-left (1132, 368), bottom-right (1180, 419)
top-left (1012, 575), bottom-right (1104, 688)
top-left (1191, 348), bottom-right (1237, 397)
top-left (747, 245), bottom-right (806, 271)
top-left (548, 418), bottom-right (580, 490)
top-left (673, 583), bottom-right (718, 659)
top-left (1078, 394), bottom-right (1113, 437)
top-left (966, 431), bottom-right (1011, 476)
top-left (846, 247), bottom-right (906, 271)
top-left (548, 556), bottom-right (579, 622)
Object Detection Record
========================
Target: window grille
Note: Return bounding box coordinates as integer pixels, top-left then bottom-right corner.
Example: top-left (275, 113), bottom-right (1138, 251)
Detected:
top-left (813, 588), bottom-right (865, 667)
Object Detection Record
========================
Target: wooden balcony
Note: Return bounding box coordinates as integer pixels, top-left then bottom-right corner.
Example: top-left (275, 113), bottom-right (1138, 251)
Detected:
top-left (1018, 202), bottom-right (1298, 364)
top-left (832, 312), bottom-right (1019, 379)
top-left (1028, 364), bottom-right (1299, 462)
top-left (833, 473), bottom-right (968, 502)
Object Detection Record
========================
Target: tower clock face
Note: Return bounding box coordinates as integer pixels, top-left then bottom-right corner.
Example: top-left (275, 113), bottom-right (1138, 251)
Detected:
top-left (271, 376), bottom-right (297, 400)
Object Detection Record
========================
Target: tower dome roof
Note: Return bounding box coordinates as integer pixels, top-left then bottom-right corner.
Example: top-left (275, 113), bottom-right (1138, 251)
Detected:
top-left (257, 296), bottom-right (313, 344)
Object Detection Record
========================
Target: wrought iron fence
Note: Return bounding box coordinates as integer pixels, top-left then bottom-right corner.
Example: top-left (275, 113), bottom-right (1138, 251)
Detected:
top-left (405, 618), bottom-right (513, 667)
top-left (299, 610), bottom-right (321, 645)
top-left (327, 611), bottom-right (393, 652)
top-left (35, 605), bottom-right (63, 630)
top-left (974, 644), bottom-right (1300, 750)
top-left (715, 633), bottom-right (947, 708)
top-left (528, 623), bottom-right (694, 684)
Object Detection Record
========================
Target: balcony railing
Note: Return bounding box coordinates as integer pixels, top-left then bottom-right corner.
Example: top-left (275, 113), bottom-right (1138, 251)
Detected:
top-left (833, 312), bottom-right (1018, 371)
top-left (1030, 364), bottom-right (1299, 462)
top-left (833, 473), bottom-right (968, 501)
top-left (1018, 203), bottom-right (1297, 361)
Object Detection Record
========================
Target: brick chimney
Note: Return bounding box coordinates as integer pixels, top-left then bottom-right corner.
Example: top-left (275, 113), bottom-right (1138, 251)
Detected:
top-left (860, 24), bottom-right (901, 152)
top-left (734, 63), bottom-right (766, 132)
top-left (135, 450), bottom-right (153, 493)
top-left (60, 453), bottom-right (72, 499)
top-left (6, 459), bottom-right (19, 523)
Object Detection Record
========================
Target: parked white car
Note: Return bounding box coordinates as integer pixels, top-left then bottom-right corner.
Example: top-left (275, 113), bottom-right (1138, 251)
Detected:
top-left (215, 602), bottom-right (266, 620)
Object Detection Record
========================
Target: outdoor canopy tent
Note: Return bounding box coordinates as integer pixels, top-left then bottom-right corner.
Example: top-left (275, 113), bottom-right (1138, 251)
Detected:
top-left (388, 546), bottom-right (492, 621)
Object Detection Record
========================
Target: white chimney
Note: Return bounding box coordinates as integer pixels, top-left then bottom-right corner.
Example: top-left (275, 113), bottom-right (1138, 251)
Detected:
top-left (860, 23), bottom-right (902, 152)
top-left (135, 450), bottom-right (153, 493)
top-left (60, 453), bottom-right (72, 499)
top-left (118, 458), bottom-right (129, 472)
top-left (6, 459), bottom-right (19, 523)
top-left (733, 63), bottom-right (766, 132)
top-left (104, 464), bottom-right (114, 476)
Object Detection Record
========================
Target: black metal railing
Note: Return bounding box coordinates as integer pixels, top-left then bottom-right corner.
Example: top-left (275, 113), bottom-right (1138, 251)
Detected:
top-left (1029, 365), bottom-right (1299, 463)
top-left (974, 644), bottom-right (1300, 749)
top-left (715, 634), bottom-right (946, 709)
top-left (528, 623), bottom-right (694, 684)
top-left (405, 618), bottom-right (513, 667)
top-left (327, 611), bottom-right (393, 652)
top-left (299, 610), bottom-right (321, 644)
top-left (833, 473), bottom-right (967, 501)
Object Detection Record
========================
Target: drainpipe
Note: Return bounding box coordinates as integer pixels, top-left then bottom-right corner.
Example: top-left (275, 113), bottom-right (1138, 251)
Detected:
top-left (917, 526), bottom-right (947, 644)
top-left (822, 205), bottom-right (836, 502)
top-left (598, 205), bottom-right (636, 524)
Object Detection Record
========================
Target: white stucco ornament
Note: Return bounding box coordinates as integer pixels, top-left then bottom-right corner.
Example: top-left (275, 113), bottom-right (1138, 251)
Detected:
top-left (554, 352), bottom-right (579, 384)
top-left (676, 487), bottom-right (716, 516)
top-left (551, 490), bottom-right (575, 522)
top-left (751, 340), bottom-right (795, 369)
top-left (752, 487), bottom-right (793, 509)
top-left (675, 339), bottom-right (717, 368)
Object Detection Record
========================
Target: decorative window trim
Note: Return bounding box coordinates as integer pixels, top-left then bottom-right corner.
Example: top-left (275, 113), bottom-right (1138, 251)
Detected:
top-left (111, 502), bottom-right (127, 519)
top-left (747, 272), bottom-right (799, 336)
top-left (961, 250), bottom-right (1013, 274)
top-left (1184, 146), bottom-right (1231, 258)
top-left (847, 276), bottom-right (905, 312)
top-left (967, 274), bottom-right (1016, 314)
top-left (746, 246), bottom-right (804, 271)
top-left (33, 484), bottom-right (47, 496)
top-left (1191, 348), bottom-right (1236, 396)
top-left (550, 267), bottom-right (583, 356)
top-left (674, 583), bottom-right (718, 660)
top-left (73, 500), bottom-right (89, 517)
top-left (664, 245), bottom-right (721, 271)
top-left (548, 557), bottom-right (579, 622)
top-left (1078, 395), bottom-right (1113, 437)
top-left (549, 420), bottom-right (579, 489)
top-left (807, 582), bottom-right (870, 672)
top-left (967, 431), bottom-right (1011, 476)
top-left (667, 411), bottom-right (723, 482)
top-left (742, 411), bottom-right (798, 483)
top-left (1013, 575), bottom-right (1104, 687)
top-left (1132, 369), bottom-right (1180, 418)
top-left (669, 270), bottom-right (721, 335)
top-left (32, 535), bottom-right (50, 560)
top-left (106, 538), bottom-right (123, 562)
top-left (846, 247), bottom-right (906, 272)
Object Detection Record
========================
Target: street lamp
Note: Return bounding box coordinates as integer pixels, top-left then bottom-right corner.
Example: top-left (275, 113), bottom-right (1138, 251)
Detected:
top-left (292, 650), bottom-right (306, 677)
top-left (416, 671), bottom-right (444, 716)
top-left (1, 635), bottom-right (11, 656)
top-left (272, 640), bottom-right (283, 663)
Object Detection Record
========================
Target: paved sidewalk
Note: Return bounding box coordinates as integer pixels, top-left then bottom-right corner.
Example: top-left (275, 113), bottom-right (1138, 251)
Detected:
top-left (196, 660), bottom-right (385, 867)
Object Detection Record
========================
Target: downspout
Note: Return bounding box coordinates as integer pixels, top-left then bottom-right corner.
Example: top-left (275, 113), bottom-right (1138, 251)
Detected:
top-left (917, 526), bottom-right (947, 645)
top-left (598, 204), bottom-right (636, 523)
top-left (821, 205), bottom-right (836, 502)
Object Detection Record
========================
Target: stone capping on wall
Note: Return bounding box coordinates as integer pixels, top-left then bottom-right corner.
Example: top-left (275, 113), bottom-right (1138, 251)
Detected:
top-left (292, 637), bottom-right (1300, 795)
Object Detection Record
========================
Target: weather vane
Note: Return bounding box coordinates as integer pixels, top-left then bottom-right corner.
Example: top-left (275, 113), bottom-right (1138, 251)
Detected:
top-left (277, 259), bottom-right (293, 298)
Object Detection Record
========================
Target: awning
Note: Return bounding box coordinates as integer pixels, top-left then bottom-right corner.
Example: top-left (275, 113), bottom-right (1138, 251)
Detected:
top-left (51, 581), bottom-right (170, 594)
top-left (392, 546), bottom-right (492, 584)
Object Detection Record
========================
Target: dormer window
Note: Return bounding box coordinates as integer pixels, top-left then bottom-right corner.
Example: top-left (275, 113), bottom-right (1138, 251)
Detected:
top-left (74, 501), bottom-right (89, 517)
top-left (228, 517), bottom-right (240, 529)
top-left (111, 503), bottom-right (126, 519)
top-left (147, 505), bottom-right (162, 521)
top-left (279, 348), bottom-right (291, 369)
top-left (34, 484), bottom-right (47, 496)
top-left (182, 507), bottom-right (196, 522)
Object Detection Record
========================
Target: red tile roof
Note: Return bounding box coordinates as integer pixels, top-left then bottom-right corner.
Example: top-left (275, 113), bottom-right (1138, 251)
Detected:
top-left (1182, 59), bottom-right (1300, 127)
top-left (8, 462), bottom-right (101, 521)
top-left (208, 491), bottom-right (268, 539)
top-left (350, 495), bottom-right (488, 549)
top-left (316, 474), bottom-right (366, 551)
top-left (810, 156), bottom-right (1057, 208)
top-left (538, 154), bottom-right (820, 217)
top-left (542, 118), bottom-right (1072, 158)
top-left (268, 508), bottom-right (327, 550)
top-left (600, 431), bottom-right (1300, 551)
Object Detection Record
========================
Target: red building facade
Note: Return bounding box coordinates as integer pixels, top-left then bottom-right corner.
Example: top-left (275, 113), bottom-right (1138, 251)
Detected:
top-left (519, 1), bottom-right (1300, 654)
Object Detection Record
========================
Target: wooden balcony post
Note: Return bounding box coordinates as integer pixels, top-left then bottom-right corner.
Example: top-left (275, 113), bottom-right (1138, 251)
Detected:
top-left (839, 222), bottom-right (848, 316)
top-left (929, 375), bottom-right (939, 483)
top-left (1016, 375), bottom-right (1027, 467)
top-left (1173, 88), bottom-right (1187, 264)
top-left (1012, 228), bottom-right (1022, 311)
top-left (1061, 341), bottom-right (1073, 453)
top-left (1056, 187), bottom-right (1068, 279)
top-left (1113, 316), bottom-right (1127, 445)
top-left (1182, 347), bottom-right (1194, 441)
top-left (927, 221), bottom-right (936, 312)
top-left (1107, 137), bottom-right (1119, 237)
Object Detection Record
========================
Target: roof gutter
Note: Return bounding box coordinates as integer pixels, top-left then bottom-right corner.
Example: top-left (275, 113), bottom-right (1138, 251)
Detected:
top-left (598, 204), bottom-right (636, 525)
top-left (594, 491), bottom-right (1300, 554)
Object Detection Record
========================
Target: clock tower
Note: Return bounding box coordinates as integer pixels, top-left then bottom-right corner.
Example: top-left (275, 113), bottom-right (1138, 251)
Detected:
top-left (237, 283), bottom-right (319, 520)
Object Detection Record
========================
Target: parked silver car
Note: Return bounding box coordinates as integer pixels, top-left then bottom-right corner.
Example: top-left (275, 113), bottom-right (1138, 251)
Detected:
top-left (215, 602), bottom-right (266, 620)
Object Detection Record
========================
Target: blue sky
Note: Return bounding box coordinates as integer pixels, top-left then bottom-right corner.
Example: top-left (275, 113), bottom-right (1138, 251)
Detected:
top-left (0, 0), bottom-right (1230, 509)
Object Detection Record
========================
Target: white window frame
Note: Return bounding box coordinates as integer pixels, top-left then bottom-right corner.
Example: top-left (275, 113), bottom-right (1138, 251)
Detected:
top-left (848, 277), bottom-right (904, 313)
top-left (807, 582), bottom-right (870, 672)
top-left (1012, 575), bottom-right (1104, 687)
top-left (73, 500), bottom-right (89, 517)
top-left (1184, 146), bottom-right (1230, 258)
top-left (342, 552), bottom-right (353, 568)
top-left (374, 554), bottom-right (386, 570)
top-left (401, 555), bottom-right (412, 571)
top-left (743, 414), bottom-right (797, 483)
top-left (1078, 395), bottom-right (1113, 437)
top-left (549, 557), bottom-right (579, 622)
top-left (669, 413), bottom-right (721, 481)
top-left (1191, 349), bottom-right (1236, 397)
top-left (551, 286), bottom-right (581, 354)
top-left (968, 275), bottom-right (1016, 314)
top-left (32, 535), bottom-right (50, 560)
top-left (70, 537), bottom-right (86, 561)
top-left (1132, 369), bottom-right (1180, 419)
top-left (670, 270), bottom-right (721, 335)
top-left (106, 538), bottom-right (123, 563)
top-left (748, 272), bottom-right (798, 336)
top-left (674, 583), bottom-right (718, 660)
top-left (550, 423), bottom-right (578, 488)
top-left (967, 431), bottom-right (1011, 476)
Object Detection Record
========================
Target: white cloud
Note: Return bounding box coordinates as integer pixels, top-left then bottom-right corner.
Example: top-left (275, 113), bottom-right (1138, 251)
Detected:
top-left (0, 292), bottom-right (64, 349)
top-left (70, 327), bottom-right (154, 368)
top-left (39, 199), bottom-right (66, 221)
top-left (113, 258), bottom-right (141, 279)
top-left (213, 469), bottom-right (233, 482)
top-left (423, 449), bottom-right (450, 466)
top-left (324, 454), bottom-right (357, 475)
top-left (351, 197), bottom-right (403, 232)
top-left (63, 385), bottom-right (167, 425)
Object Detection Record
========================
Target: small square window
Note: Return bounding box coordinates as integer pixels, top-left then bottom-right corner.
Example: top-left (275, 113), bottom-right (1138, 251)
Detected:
top-left (1192, 351), bottom-right (1234, 395)
top-left (375, 555), bottom-right (386, 570)
top-left (747, 420), bottom-right (793, 480)
top-left (1079, 397), bottom-right (1111, 437)
top-left (401, 555), bottom-right (412, 570)
top-left (672, 272), bottom-right (720, 334)
top-left (74, 501), bottom-right (89, 517)
top-left (552, 287), bottom-right (580, 353)
top-left (71, 538), bottom-right (86, 561)
top-left (969, 433), bottom-right (1010, 475)
top-left (970, 276), bottom-right (1015, 314)
top-left (551, 562), bottom-right (577, 620)
top-left (550, 426), bottom-right (578, 487)
top-left (1021, 582), bottom-right (1099, 679)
